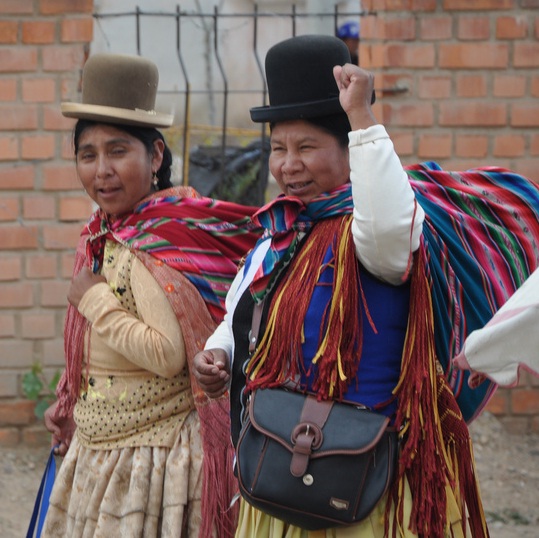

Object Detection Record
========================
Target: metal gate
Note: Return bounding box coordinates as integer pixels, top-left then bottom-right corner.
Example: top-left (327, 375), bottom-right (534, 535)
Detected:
top-left (92, 4), bottom-right (365, 204)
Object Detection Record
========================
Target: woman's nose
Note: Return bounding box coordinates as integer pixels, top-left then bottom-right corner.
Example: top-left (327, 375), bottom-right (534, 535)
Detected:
top-left (282, 152), bottom-right (302, 174)
top-left (95, 155), bottom-right (112, 178)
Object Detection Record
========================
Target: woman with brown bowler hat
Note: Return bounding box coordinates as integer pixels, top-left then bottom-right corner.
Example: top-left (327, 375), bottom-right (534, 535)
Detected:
top-left (41, 53), bottom-right (261, 537)
top-left (193, 35), bottom-right (491, 538)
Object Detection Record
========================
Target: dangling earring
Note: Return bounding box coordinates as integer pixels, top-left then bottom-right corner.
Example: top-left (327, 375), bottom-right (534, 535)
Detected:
top-left (152, 171), bottom-right (158, 188)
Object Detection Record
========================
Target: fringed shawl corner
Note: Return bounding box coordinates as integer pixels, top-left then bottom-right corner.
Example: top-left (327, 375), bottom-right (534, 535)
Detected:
top-left (388, 245), bottom-right (489, 538)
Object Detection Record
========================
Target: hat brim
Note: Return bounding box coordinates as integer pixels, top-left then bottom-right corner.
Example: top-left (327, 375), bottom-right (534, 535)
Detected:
top-left (61, 102), bottom-right (174, 128)
top-left (250, 97), bottom-right (343, 123)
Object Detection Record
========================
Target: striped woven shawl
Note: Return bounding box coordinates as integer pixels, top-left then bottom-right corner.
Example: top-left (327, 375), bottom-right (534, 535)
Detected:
top-left (407, 162), bottom-right (539, 422)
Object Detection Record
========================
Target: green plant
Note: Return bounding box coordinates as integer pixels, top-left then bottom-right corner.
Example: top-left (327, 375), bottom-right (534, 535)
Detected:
top-left (22, 362), bottom-right (61, 419)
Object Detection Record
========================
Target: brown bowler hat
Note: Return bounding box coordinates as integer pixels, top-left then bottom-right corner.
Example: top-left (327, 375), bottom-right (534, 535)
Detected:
top-left (61, 53), bottom-right (173, 128)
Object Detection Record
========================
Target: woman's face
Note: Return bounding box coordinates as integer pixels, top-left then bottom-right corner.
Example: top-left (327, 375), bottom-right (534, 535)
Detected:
top-left (75, 124), bottom-right (164, 218)
top-left (269, 120), bottom-right (350, 204)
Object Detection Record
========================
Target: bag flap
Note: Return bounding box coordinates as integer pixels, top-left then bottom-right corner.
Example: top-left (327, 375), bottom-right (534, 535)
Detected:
top-left (248, 388), bottom-right (390, 455)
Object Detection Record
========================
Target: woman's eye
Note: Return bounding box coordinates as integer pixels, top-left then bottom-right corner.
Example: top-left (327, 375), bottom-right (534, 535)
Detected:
top-left (110, 147), bottom-right (126, 156)
top-left (78, 152), bottom-right (94, 161)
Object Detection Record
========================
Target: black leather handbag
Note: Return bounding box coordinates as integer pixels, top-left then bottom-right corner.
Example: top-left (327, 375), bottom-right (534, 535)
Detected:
top-left (236, 386), bottom-right (399, 530)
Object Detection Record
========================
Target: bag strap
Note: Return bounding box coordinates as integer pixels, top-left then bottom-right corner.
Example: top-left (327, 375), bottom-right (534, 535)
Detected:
top-left (290, 396), bottom-right (333, 477)
top-left (26, 445), bottom-right (57, 538)
top-left (248, 300), bottom-right (264, 354)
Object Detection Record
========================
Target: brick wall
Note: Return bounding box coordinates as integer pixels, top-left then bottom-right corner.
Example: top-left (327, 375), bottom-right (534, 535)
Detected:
top-left (0, 0), bottom-right (94, 446)
top-left (361, 0), bottom-right (539, 434)
top-left (0, 0), bottom-right (538, 446)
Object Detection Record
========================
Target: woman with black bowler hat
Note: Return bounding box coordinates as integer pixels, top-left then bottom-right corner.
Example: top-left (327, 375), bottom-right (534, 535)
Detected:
top-left (40, 53), bottom-right (260, 537)
top-left (193, 35), bottom-right (491, 538)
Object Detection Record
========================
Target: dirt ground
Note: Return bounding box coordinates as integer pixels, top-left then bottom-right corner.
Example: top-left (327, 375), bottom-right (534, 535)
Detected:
top-left (1, 411), bottom-right (537, 538)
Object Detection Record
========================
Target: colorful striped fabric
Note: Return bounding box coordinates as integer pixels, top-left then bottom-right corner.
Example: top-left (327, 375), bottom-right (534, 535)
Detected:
top-left (407, 162), bottom-right (539, 422)
top-left (85, 187), bottom-right (262, 321)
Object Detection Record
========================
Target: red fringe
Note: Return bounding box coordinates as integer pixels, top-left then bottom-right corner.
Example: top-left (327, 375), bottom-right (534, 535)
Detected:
top-left (388, 246), bottom-right (489, 537)
top-left (245, 217), bottom-right (363, 400)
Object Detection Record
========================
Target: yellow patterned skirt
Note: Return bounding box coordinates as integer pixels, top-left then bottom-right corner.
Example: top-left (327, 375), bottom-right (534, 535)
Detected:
top-left (234, 478), bottom-right (469, 538)
top-left (42, 411), bottom-right (204, 538)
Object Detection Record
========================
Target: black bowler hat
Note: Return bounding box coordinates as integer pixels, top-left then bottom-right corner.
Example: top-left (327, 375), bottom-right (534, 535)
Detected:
top-left (250, 35), bottom-right (351, 123)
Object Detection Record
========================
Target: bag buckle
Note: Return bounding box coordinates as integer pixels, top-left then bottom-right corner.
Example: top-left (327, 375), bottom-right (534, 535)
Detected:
top-left (290, 422), bottom-right (323, 477)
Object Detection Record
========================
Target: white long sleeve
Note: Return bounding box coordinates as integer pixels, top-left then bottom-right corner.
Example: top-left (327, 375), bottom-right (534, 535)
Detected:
top-left (349, 124), bottom-right (424, 285)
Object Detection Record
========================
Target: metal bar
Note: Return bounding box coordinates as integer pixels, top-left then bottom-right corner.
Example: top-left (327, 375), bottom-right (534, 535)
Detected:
top-left (135, 6), bottom-right (141, 55)
top-left (176, 4), bottom-right (191, 186)
top-left (212, 5), bottom-right (228, 183)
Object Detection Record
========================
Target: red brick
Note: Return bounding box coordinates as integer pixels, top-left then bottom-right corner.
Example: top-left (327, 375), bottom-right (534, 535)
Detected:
top-left (59, 196), bottom-right (93, 221)
top-left (21, 21), bottom-right (56, 44)
top-left (485, 389), bottom-right (509, 415)
top-left (40, 280), bottom-right (70, 307)
top-left (0, 21), bottom-right (18, 43)
top-left (457, 16), bottom-right (491, 40)
top-left (42, 163), bottom-right (80, 190)
top-left (380, 18), bottom-right (416, 41)
top-left (514, 43), bottom-right (539, 67)
top-left (21, 313), bottom-right (56, 338)
top-left (42, 45), bottom-right (86, 72)
top-left (61, 17), bottom-right (93, 43)
top-left (391, 132), bottom-right (415, 156)
top-left (0, 197), bottom-right (18, 221)
top-left (39, 0), bottom-right (93, 15)
top-left (420, 16), bottom-right (452, 40)
top-left (0, 283), bottom-right (34, 308)
top-left (0, 48), bottom-right (38, 73)
top-left (0, 136), bottom-right (18, 161)
top-left (382, 102), bottom-right (434, 126)
top-left (42, 338), bottom-right (66, 366)
top-left (26, 254), bottom-right (58, 279)
top-left (43, 105), bottom-right (77, 131)
top-left (455, 135), bottom-right (488, 158)
top-left (0, 315), bottom-right (16, 337)
top-left (61, 252), bottom-right (76, 278)
top-left (43, 223), bottom-right (82, 250)
top-left (511, 104), bottom-right (539, 127)
top-left (0, 343), bottom-right (34, 370)
top-left (21, 426), bottom-right (51, 447)
top-left (0, 165), bottom-right (34, 189)
top-left (0, 0), bottom-right (34, 14)
top-left (23, 195), bottom-right (56, 220)
top-left (456, 74), bottom-right (487, 97)
top-left (0, 400), bottom-right (36, 426)
top-left (439, 43), bottom-right (509, 69)
top-left (21, 134), bottom-right (56, 160)
top-left (0, 256), bottom-right (22, 280)
top-left (370, 43), bottom-right (435, 68)
top-left (493, 135), bottom-right (526, 157)
top-left (0, 429), bottom-right (20, 447)
top-left (0, 370), bottom-right (19, 398)
top-left (418, 133), bottom-right (452, 158)
top-left (439, 102), bottom-right (506, 126)
top-left (0, 226), bottom-right (39, 250)
top-left (442, 0), bottom-right (513, 9)
top-left (531, 134), bottom-right (539, 156)
top-left (532, 75), bottom-right (539, 97)
top-left (496, 16), bottom-right (528, 39)
top-left (0, 104), bottom-right (38, 130)
top-left (511, 389), bottom-right (539, 414)
top-left (493, 74), bottom-right (526, 97)
top-left (418, 76), bottom-right (451, 99)
top-left (22, 78), bottom-right (56, 103)
top-left (0, 79), bottom-right (17, 101)
top-left (514, 159), bottom-right (539, 183)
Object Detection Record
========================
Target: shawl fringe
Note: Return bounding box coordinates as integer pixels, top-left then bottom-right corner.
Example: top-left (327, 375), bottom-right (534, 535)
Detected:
top-left (388, 245), bottom-right (489, 537)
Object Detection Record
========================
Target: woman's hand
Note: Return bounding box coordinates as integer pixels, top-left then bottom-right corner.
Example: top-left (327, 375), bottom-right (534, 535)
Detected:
top-left (68, 266), bottom-right (107, 309)
top-left (193, 348), bottom-right (231, 398)
top-left (333, 64), bottom-right (377, 131)
top-left (43, 400), bottom-right (76, 457)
